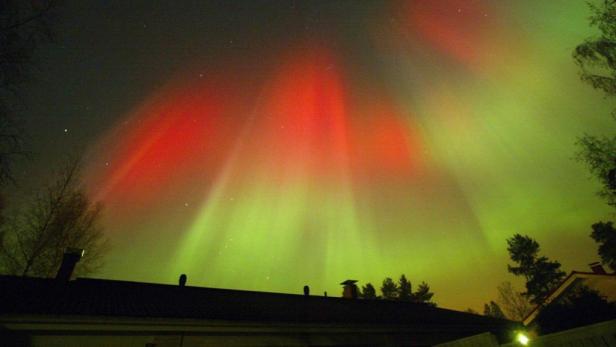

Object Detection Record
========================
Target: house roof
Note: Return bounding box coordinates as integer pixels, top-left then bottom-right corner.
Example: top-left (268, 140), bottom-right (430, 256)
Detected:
top-left (523, 271), bottom-right (616, 326)
top-left (0, 275), bottom-right (513, 330)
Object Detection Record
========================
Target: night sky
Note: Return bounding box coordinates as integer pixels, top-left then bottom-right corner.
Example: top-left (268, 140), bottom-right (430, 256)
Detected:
top-left (14, 0), bottom-right (615, 311)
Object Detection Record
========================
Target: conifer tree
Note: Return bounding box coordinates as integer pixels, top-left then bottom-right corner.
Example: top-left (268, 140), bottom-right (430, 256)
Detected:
top-left (397, 274), bottom-right (413, 301)
top-left (414, 281), bottom-right (435, 306)
top-left (507, 234), bottom-right (565, 305)
top-left (361, 283), bottom-right (377, 299)
top-left (381, 277), bottom-right (398, 300)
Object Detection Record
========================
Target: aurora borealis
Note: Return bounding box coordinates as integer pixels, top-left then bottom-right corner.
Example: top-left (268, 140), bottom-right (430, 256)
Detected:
top-left (19, 1), bottom-right (615, 311)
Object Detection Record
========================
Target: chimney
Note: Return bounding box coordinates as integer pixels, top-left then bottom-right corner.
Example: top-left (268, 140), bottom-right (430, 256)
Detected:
top-left (179, 274), bottom-right (187, 287)
top-left (55, 248), bottom-right (84, 282)
top-left (340, 279), bottom-right (358, 299)
top-left (303, 285), bottom-right (310, 296)
top-left (589, 262), bottom-right (607, 274)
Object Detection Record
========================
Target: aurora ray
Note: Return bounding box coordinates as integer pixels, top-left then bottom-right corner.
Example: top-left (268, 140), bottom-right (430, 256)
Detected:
top-left (82, 1), bottom-right (614, 311)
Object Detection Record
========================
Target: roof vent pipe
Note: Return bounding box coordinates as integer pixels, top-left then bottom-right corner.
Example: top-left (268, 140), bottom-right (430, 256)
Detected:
top-left (55, 248), bottom-right (84, 282)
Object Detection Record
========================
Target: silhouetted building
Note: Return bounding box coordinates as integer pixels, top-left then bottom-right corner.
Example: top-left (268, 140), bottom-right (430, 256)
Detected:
top-left (523, 263), bottom-right (616, 326)
top-left (0, 275), bottom-right (519, 347)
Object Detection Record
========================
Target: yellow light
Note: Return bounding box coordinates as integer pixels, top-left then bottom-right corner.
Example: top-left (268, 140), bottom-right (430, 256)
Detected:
top-left (516, 332), bottom-right (530, 346)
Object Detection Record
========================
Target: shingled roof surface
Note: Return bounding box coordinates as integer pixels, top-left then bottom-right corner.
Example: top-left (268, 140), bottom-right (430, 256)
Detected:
top-left (0, 275), bottom-right (512, 329)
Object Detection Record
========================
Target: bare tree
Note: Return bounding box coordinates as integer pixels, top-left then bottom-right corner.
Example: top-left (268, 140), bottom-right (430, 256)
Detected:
top-left (0, 0), bottom-right (59, 185)
top-left (483, 301), bottom-right (506, 319)
top-left (0, 159), bottom-right (109, 277)
top-left (496, 281), bottom-right (533, 321)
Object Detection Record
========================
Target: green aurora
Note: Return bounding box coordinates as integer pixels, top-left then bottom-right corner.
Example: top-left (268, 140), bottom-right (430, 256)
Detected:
top-left (71, 1), bottom-right (615, 311)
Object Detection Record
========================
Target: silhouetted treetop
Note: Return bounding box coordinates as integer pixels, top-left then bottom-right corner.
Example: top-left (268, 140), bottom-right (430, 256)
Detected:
top-left (573, 1), bottom-right (616, 210)
top-left (397, 275), bottom-right (412, 301)
top-left (361, 283), bottom-right (377, 299)
top-left (414, 281), bottom-right (435, 306)
top-left (507, 234), bottom-right (565, 305)
top-left (591, 221), bottom-right (616, 272)
top-left (381, 277), bottom-right (398, 300)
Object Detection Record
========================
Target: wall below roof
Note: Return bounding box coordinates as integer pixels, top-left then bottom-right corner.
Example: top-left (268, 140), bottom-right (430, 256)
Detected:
top-left (436, 319), bottom-right (616, 347)
top-left (11, 333), bottom-right (438, 347)
top-left (1, 317), bottom-right (502, 347)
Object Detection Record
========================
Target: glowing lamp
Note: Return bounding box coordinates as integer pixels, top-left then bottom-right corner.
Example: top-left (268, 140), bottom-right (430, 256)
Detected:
top-left (516, 332), bottom-right (530, 346)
